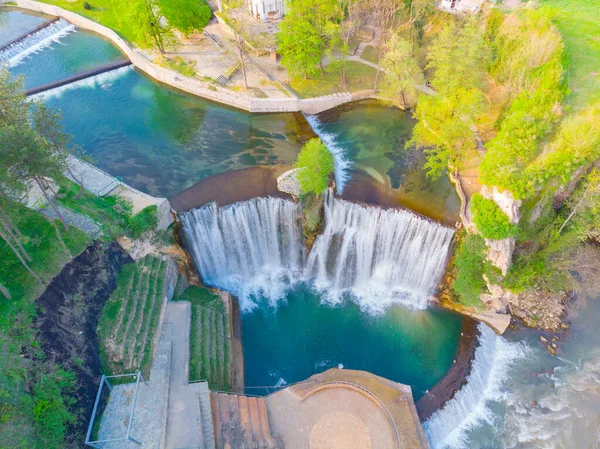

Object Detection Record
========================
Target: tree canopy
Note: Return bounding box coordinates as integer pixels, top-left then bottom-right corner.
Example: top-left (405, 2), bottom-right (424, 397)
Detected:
top-left (159, 0), bottom-right (212, 36)
top-left (380, 34), bottom-right (424, 107)
top-left (277, 0), bottom-right (342, 79)
top-left (295, 138), bottom-right (335, 195)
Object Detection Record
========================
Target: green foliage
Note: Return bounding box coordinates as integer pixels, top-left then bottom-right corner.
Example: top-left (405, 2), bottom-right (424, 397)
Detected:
top-left (178, 285), bottom-right (223, 311)
top-left (526, 104), bottom-right (600, 190)
top-left (159, 0), bottom-right (211, 35)
top-left (31, 369), bottom-right (77, 449)
top-left (380, 34), bottom-right (424, 107)
top-left (504, 169), bottom-right (600, 292)
top-left (452, 233), bottom-right (489, 306)
top-left (471, 194), bottom-right (516, 240)
top-left (295, 138), bottom-right (335, 195)
top-left (97, 256), bottom-right (166, 378)
top-left (115, 0), bottom-right (177, 52)
top-left (56, 178), bottom-right (158, 239)
top-left (479, 9), bottom-right (566, 197)
top-left (127, 205), bottom-right (158, 239)
top-left (277, 0), bottom-right (342, 79)
top-left (409, 17), bottom-right (486, 178)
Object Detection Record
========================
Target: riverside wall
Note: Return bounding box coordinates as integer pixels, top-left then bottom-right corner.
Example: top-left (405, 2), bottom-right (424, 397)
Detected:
top-left (11, 0), bottom-right (379, 114)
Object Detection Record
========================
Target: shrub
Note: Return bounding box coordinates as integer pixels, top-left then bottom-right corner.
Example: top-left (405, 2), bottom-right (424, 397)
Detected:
top-left (127, 205), bottom-right (158, 239)
top-left (31, 369), bottom-right (77, 449)
top-left (452, 233), bottom-right (489, 306)
top-left (295, 138), bottom-right (334, 195)
top-left (471, 194), bottom-right (517, 240)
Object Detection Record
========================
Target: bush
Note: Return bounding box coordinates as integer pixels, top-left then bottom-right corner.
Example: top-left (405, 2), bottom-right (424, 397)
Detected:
top-left (126, 205), bottom-right (158, 239)
top-left (31, 369), bottom-right (77, 449)
top-left (83, 2), bottom-right (92, 10)
top-left (471, 194), bottom-right (517, 240)
top-left (295, 138), bottom-right (334, 195)
top-left (452, 233), bottom-right (489, 306)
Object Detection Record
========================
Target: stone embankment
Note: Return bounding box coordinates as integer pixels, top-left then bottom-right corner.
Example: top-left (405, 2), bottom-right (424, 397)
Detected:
top-left (12, 0), bottom-right (379, 114)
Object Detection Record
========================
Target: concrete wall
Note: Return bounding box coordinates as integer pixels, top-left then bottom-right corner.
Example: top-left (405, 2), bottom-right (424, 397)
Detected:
top-left (13, 0), bottom-right (379, 114)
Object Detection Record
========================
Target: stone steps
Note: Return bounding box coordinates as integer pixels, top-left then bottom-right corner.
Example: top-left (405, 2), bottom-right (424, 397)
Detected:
top-left (211, 393), bottom-right (280, 449)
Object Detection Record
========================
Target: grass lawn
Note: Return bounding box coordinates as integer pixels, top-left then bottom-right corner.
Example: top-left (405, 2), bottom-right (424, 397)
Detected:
top-left (544, 0), bottom-right (600, 109)
top-left (290, 61), bottom-right (377, 98)
top-left (360, 45), bottom-right (381, 65)
top-left (40, 0), bottom-right (138, 44)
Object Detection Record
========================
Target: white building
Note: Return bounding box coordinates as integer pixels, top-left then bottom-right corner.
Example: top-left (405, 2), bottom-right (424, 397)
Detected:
top-left (248, 0), bottom-right (285, 21)
top-left (440, 0), bottom-right (484, 12)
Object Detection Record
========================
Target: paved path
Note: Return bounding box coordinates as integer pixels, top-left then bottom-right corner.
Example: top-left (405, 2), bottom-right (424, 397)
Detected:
top-left (96, 331), bottom-right (172, 449)
top-left (164, 301), bottom-right (215, 449)
top-left (66, 155), bottom-right (119, 197)
top-left (40, 204), bottom-right (102, 237)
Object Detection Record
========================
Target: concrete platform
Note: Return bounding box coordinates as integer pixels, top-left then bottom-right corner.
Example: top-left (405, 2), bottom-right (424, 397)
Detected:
top-left (265, 369), bottom-right (429, 449)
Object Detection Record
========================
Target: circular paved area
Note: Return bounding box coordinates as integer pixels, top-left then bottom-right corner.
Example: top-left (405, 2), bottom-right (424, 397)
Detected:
top-left (309, 411), bottom-right (371, 449)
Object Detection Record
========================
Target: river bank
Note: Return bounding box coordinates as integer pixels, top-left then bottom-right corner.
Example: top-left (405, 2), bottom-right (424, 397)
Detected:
top-left (6, 1), bottom-right (380, 114)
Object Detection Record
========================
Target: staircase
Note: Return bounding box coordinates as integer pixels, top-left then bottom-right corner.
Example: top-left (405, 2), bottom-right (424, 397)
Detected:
top-left (211, 393), bottom-right (282, 449)
top-left (197, 383), bottom-right (216, 449)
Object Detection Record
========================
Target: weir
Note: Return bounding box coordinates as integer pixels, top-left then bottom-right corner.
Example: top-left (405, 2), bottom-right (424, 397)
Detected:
top-left (423, 324), bottom-right (526, 448)
top-left (25, 59), bottom-right (132, 95)
top-left (28, 64), bottom-right (133, 99)
top-left (0, 17), bottom-right (75, 67)
top-left (0, 16), bottom-right (59, 52)
top-left (304, 113), bottom-right (352, 193)
top-left (180, 198), bottom-right (304, 307)
top-left (307, 193), bottom-right (454, 311)
top-left (181, 194), bottom-right (454, 311)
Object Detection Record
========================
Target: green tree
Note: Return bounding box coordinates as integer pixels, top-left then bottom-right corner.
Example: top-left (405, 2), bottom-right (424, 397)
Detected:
top-left (159, 0), bottom-right (212, 36)
top-left (117, 0), bottom-right (176, 53)
top-left (453, 233), bottom-right (489, 306)
top-left (277, 0), bottom-right (342, 79)
top-left (380, 34), bottom-right (424, 107)
top-left (470, 194), bottom-right (517, 240)
top-left (295, 138), bottom-right (335, 195)
top-left (408, 17), bottom-right (487, 178)
top-left (0, 69), bottom-right (74, 294)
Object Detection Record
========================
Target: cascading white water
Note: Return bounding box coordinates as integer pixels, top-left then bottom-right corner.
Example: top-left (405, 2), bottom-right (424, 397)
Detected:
top-left (423, 324), bottom-right (528, 449)
top-left (180, 198), bottom-right (304, 309)
top-left (29, 65), bottom-right (133, 100)
top-left (305, 192), bottom-right (454, 311)
top-left (0, 19), bottom-right (75, 67)
top-left (304, 114), bottom-right (352, 193)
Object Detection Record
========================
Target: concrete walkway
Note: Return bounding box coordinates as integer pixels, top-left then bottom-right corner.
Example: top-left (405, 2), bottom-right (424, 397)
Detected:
top-left (164, 301), bottom-right (215, 449)
top-left (40, 204), bottom-right (102, 238)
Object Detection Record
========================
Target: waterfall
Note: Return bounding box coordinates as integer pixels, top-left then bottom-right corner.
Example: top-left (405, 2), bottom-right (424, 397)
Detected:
top-left (181, 198), bottom-right (304, 309)
top-left (424, 324), bottom-right (528, 449)
top-left (29, 66), bottom-right (133, 100)
top-left (304, 114), bottom-right (352, 193)
top-left (305, 193), bottom-right (454, 311)
top-left (0, 19), bottom-right (75, 67)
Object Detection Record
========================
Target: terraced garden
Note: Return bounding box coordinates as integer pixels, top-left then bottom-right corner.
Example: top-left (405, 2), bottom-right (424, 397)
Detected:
top-left (97, 255), bottom-right (169, 378)
top-left (180, 286), bottom-right (232, 391)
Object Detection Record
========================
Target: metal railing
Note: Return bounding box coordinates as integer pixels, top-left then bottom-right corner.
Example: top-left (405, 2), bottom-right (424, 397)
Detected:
top-left (84, 372), bottom-right (148, 448)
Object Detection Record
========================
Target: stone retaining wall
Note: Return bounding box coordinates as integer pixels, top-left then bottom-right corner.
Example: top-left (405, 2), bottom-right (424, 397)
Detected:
top-left (13, 0), bottom-right (379, 114)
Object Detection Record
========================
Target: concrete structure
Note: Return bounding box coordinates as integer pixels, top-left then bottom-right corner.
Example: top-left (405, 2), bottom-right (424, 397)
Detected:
top-left (248, 0), bottom-right (285, 21)
top-left (440, 0), bottom-right (484, 12)
top-left (211, 369), bottom-right (429, 449)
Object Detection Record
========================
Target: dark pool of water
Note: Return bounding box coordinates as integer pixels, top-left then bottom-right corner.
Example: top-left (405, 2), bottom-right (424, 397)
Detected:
top-left (241, 284), bottom-right (463, 400)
